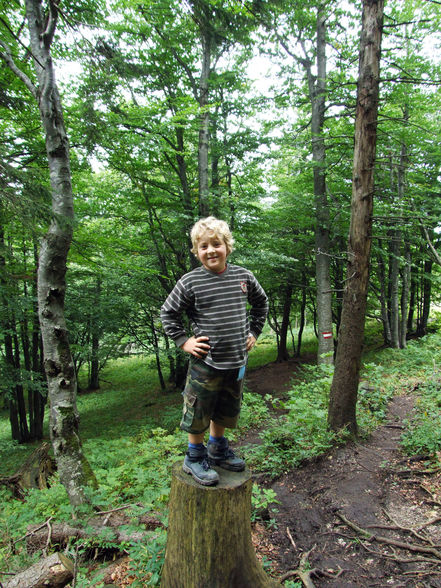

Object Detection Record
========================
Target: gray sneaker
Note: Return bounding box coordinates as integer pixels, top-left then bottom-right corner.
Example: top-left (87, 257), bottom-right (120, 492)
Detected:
top-left (182, 447), bottom-right (219, 486)
top-left (207, 439), bottom-right (245, 472)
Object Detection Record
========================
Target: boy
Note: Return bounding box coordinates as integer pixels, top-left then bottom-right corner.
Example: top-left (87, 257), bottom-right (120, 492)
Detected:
top-left (160, 217), bottom-right (268, 485)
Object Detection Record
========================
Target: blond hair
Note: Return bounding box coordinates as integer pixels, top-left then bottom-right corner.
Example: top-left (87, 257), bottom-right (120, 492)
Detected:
top-left (190, 216), bottom-right (235, 255)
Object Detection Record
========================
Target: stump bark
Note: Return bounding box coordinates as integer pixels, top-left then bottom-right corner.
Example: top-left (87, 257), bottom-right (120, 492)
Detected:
top-left (0, 442), bottom-right (56, 499)
top-left (161, 462), bottom-right (279, 588)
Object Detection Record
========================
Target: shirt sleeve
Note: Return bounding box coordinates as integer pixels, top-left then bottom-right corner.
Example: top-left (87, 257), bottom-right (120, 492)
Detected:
top-left (247, 273), bottom-right (268, 339)
top-left (160, 279), bottom-right (194, 348)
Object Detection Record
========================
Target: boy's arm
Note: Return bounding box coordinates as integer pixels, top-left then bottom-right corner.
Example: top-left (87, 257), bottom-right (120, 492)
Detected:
top-left (248, 274), bottom-right (269, 340)
top-left (160, 279), bottom-right (192, 348)
top-left (160, 279), bottom-right (211, 358)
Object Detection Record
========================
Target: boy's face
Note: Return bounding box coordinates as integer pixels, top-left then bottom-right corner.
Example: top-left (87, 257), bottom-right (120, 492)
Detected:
top-left (196, 230), bottom-right (228, 273)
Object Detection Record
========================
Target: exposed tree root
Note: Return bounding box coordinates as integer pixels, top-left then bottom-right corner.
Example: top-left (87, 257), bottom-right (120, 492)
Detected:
top-left (336, 512), bottom-right (441, 559)
top-left (279, 528), bottom-right (344, 587)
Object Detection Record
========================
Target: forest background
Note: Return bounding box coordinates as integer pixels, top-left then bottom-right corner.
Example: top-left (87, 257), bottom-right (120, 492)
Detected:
top-left (1, 0), bottom-right (441, 585)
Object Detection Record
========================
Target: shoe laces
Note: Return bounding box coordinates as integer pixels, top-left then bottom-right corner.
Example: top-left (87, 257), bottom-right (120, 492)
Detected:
top-left (223, 448), bottom-right (236, 459)
top-left (200, 457), bottom-right (212, 471)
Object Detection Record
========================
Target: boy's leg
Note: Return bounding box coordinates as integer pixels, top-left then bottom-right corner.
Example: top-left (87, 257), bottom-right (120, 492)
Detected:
top-left (207, 419), bottom-right (245, 472)
top-left (188, 432), bottom-right (205, 445)
top-left (209, 422), bottom-right (225, 439)
top-left (183, 430), bottom-right (219, 486)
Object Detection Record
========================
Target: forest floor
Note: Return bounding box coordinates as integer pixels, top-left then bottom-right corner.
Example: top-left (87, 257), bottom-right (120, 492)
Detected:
top-left (244, 358), bottom-right (441, 588)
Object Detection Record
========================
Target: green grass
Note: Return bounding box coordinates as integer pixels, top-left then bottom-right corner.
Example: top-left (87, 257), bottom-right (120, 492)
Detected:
top-left (3, 325), bottom-right (440, 584)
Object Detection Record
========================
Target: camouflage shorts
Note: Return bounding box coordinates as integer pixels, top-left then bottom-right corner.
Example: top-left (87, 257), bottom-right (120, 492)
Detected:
top-left (180, 358), bottom-right (245, 434)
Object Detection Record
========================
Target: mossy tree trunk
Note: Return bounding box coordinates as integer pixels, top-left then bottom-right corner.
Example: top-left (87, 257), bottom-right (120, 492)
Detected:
top-left (161, 463), bottom-right (279, 588)
top-left (0, 0), bottom-right (96, 507)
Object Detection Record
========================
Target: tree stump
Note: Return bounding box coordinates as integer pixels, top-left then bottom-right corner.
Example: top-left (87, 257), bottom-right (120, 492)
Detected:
top-left (0, 442), bottom-right (56, 499)
top-left (161, 462), bottom-right (279, 588)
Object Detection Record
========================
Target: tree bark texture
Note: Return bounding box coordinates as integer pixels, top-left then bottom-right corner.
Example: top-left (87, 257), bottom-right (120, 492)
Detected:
top-left (0, 442), bottom-right (56, 499)
top-left (161, 462), bottom-right (279, 588)
top-left (328, 0), bottom-right (384, 434)
top-left (3, 552), bottom-right (73, 588)
top-left (309, 7), bottom-right (334, 364)
top-left (416, 259), bottom-right (432, 336)
top-left (195, 2), bottom-right (212, 217)
top-left (24, 0), bottom-right (94, 506)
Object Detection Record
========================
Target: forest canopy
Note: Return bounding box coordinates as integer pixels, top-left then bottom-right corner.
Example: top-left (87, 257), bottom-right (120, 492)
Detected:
top-left (1, 0), bottom-right (441, 442)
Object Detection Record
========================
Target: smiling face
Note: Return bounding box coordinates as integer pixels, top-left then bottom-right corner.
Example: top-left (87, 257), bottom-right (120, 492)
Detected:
top-left (196, 230), bottom-right (228, 273)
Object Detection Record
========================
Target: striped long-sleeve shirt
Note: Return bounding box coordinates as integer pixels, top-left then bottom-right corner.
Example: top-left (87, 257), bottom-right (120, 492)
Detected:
top-left (160, 264), bottom-right (268, 369)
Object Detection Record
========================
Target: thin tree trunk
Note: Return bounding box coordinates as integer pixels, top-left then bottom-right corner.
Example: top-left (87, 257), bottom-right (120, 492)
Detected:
top-left (310, 8), bottom-right (334, 364)
top-left (417, 259), bottom-right (432, 336)
top-left (277, 283), bottom-right (293, 362)
top-left (22, 0), bottom-right (95, 506)
top-left (377, 247), bottom-right (391, 345)
top-left (13, 325), bottom-right (30, 442)
top-left (328, 0), bottom-right (384, 435)
top-left (407, 271), bottom-right (416, 333)
top-left (197, 13), bottom-right (211, 217)
top-left (296, 276), bottom-right (307, 358)
top-left (389, 226), bottom-right (401, 348)
top-left (32, 239), bottom-right (46, 440)
top-left (400, 244), bottom-right (411, 348)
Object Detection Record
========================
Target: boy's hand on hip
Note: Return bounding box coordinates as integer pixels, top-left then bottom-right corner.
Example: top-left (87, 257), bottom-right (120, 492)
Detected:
top-left (181, 336), bottom-right (210, 358)
top-left (246, 335), bottom-right (256, 351)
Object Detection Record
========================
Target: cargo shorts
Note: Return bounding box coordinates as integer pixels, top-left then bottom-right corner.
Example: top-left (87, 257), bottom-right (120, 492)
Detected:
top-left (180, 357), bottom-right (245, 434)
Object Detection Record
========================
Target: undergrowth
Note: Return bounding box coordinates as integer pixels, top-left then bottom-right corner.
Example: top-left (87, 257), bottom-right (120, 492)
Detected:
top-left (1, 328), bottom-right (441, 585)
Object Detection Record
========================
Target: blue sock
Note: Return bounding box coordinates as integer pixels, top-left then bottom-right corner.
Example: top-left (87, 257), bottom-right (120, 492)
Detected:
top-left (188, 442), bottom-right (204, 450)
top-left (209, 435), bottom-right (226, 446)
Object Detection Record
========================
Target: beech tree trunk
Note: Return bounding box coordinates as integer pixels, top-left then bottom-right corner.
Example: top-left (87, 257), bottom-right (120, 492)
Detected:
top-left (416, 259), bottom-right (432, 336)
top-left (309, 8), bottom-right (334, 364)
top-left (277, 283), bottom-right (293, 362)
top-left (194, 1), bottom-right (212, 217)
top-left (3, 0), bottom-right (97, 506)
top-left (328, 0), bottom-right (384, 434)
top-left (161, 463), bottom-right (279, 588)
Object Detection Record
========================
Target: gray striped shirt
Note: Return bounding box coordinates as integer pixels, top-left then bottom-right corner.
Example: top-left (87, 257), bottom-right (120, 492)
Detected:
top-left (160, 264), bottom-right (268, 369)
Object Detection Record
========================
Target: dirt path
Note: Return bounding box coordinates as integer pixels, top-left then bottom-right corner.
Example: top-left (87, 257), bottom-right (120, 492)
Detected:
top-left (245, 361), bottom-right (441, 587)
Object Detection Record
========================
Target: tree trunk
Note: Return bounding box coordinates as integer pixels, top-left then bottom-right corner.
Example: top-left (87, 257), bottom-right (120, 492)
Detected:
top-left (328, 0), bottom-right (384, 435)
top-left (13, 325), bottom-right (30, 442)
top-left (389, 226), bottom-right (400, 348)
top-left (277, 283), bottom-right (293, 362)
top-left (0, 442), bottom-right (56, 499)
top-left (23, 0), bottom-right (95, 506)
top-left (400, 244), bottom-right (411, 348)
top-left (3, 552), bottom-right (74, 588)
top-left (31, 239), bottom-right (46, 440)
top-left (377, 248), bottom-right (391, 345)
top-left (296, 276), bottom-right (307, 358)
top-left (161, 462), bottom-right (279, 588)
top-left (310, 8), bottom-right (334, 365)
top-left (407, 271), bottom-right (416, 333)
top-left (197, 7), bottom-right (212, 217)
top-left (417, 259), bottom-right (432, 336)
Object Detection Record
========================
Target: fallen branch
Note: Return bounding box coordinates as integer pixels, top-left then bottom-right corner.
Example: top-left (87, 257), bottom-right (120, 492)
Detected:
top-left (25, 513), bottom-right (164, 554)
top-left (3, 552), bottom-right (73, 588)
top-left (336, 512), bottom-right (441, 559)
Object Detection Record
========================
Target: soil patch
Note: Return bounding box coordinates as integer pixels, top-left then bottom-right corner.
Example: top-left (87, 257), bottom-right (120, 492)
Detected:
top-left (245, 360), bottom-right (441, 587)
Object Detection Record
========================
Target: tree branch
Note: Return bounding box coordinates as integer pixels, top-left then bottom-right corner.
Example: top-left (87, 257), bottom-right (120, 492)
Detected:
top-left (0, 39), bottom-right (37, 97)
top-left (42, 0), bottom-right (59, 48)
top-left (420, 222), bottom-right (441, 266)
